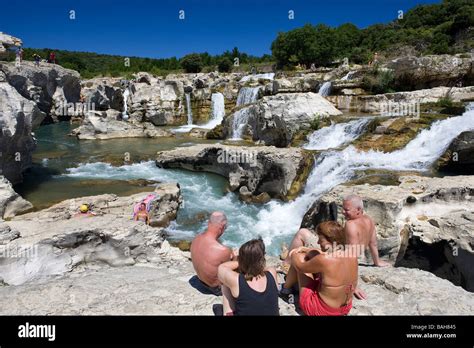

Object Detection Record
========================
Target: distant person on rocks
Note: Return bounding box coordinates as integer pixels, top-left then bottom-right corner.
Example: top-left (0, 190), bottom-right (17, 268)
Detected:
top-left (284, 221), bottom-right (358, 316)
top-left (190, 212), bottom-right (235, 295)
top-left (49, 52), bottom-right (56, 64)
top-left (134, 203), bottom-right (150, 225)
top-left (74, 204), bottom-right (96, 217)
top-left (342, 194), bottom-right (390, 299)
top-left (218, 238), bottom-right (279, 316)
top-left (368, 52), bottom-right (379, 67)
top-left (33, 53), bottom-right (41, 67)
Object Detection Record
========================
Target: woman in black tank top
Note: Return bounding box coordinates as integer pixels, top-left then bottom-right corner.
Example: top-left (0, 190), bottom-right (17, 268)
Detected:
top-left (218, 238), bottom-right (279, 316)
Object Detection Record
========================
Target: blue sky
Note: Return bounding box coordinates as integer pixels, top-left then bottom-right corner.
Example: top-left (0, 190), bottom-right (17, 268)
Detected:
top-left (0, 0), bottom-right (441, 58)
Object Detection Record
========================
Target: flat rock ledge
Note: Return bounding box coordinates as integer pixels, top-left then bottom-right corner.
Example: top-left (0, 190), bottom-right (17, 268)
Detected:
top-left (156, 144), bottom-right (314, 201)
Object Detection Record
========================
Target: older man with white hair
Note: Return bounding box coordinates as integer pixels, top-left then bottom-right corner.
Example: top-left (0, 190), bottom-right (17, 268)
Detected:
top-left (343, 194), bottom-right (390, 299)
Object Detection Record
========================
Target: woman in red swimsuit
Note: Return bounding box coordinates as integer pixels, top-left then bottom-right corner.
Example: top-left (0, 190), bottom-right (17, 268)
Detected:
top-left (289, 221), bottom-right (358, 316)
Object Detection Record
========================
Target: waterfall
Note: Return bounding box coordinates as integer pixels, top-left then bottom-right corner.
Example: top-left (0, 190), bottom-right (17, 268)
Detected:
top-left (341, 71), bottom-right (355, 81)
top-left (185, 93), bottom-right (193, 125)
top-left (252, 104), bottom-right (474, 245)
top-left (236, 87), bottom-right (261, 106)
top-left (240, 73), bottom-right (275, 83)
top-left (304, 118), bottom-right (370, 150)
top-left (318, 81), bottom-right (332, 97)
top-left (200, 92), bottom-right (225, 129)
top-left (230, 107), bottom-right (253, 140)
top-left (122, 89), bottom-right (130, 121)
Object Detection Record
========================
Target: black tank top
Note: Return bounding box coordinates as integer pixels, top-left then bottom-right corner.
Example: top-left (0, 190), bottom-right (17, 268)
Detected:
top-left (234, 271), bottom-right (279, 316)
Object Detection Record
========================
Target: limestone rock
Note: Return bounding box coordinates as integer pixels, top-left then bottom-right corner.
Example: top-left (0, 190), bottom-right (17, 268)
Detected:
top-left (71, 112), bottom-right (173, 140)
top-left (384, 54), bottom-right (474, 89)
top-left (81, 77), bottom-right (124, 111)
top-left (436, 131), bottom-right (474, 174)
top-left (0, 32), bottom-right (22, 57)
top-left (352, 266), bottom-right (474, 315)
top-left (0, 176), bottom-right (32, 219)
top-left (156, 144), bottom-right (314, 200)
top-left (0, 61), bottom-right (81, 121)
top-left (227, 92), bottom-right (342, 147)
top-left (0, 183), bottom-right (181, 285)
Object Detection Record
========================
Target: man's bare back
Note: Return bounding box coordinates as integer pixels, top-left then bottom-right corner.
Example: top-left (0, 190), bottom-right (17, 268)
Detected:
top-left (191, 233), bottom-right (232, 288)
top-left (190, 212), bottom-right (233, 288)
top-left (345, 215), bottom-right (374, 247)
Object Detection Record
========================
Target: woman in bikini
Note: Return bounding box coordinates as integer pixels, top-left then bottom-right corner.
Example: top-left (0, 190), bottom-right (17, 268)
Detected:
top-left (288, 221), bottom-right (358, 316)
top-left (134, 203), bottom-right (150, 225)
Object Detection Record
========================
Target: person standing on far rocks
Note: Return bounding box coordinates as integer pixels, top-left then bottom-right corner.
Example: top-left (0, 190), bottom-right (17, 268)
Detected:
top-left (190, 212), bottom-right (235, 295)
top-left (343, 194), bottom-right (389, 299)
top-left (49, 51), bottom-right (56, 64)
top-left (33, 53), bottom-right (41, 67)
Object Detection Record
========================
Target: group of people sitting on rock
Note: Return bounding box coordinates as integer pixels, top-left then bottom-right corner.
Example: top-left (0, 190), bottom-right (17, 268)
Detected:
top-left (190, 194), bottom-right (389, 316)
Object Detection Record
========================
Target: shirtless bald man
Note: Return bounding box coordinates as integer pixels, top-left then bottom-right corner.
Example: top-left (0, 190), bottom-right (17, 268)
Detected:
top-left (343, 194), bottom-right (389, 299)
top-left (190, 212), bottom-right (235, 294)
top-left (342, 194), bottom-right (390, 267)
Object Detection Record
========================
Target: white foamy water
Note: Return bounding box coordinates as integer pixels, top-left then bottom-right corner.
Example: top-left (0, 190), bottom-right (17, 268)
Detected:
top-left (239, 73), bottom-right (275, 83)
top-left (236, 86), bottom-right (261, 106)
top-left (185, 93), bottom-right (193, 125)
top-left (63, 104), bottom-right (474, 253)
top-left (304, 118), bottom-right (370, 150)
top-left (253, 104), bottom-right (474, 245)
top-left (122, 89), bottom-right (130, 121)
top-left (341, 71), bottom-right (355, 81)
top-left (230, 107), bottom-right (253, 140)
top-left (200, 92), bottom-right (225, 129)
top-left (318, 81), bottom-right (332, 97)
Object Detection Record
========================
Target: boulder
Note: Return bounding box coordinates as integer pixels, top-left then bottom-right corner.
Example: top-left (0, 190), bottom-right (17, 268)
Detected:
top-left (227, 92), bottom-right (342, 147)
top-left (81, 77), bottom-right (124, 111)
top-left (156, 144), bottom-right (314, 200)
top-left (0, 83), bottom-right (46, 184)
top-left (0, 176), bottom-right (32, 219)
top-left (302, 175), bottom-right (474, 291)
top-left (384, 54), bottom-right (474, 89)
top-left (71, 112), bottom-right (173, 140)
top-left (356, 86), bottom-right (474, 113)
top-left (436, 131), bottom-right (474, 174)
top-left (352, 266), bottom-right (474, 315)
top-left (0, 61), bottom-right (81, 122)
top-left (0, 32), bottom-right (22, 57)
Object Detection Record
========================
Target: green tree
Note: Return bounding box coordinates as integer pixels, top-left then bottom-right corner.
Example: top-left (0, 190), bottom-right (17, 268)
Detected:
top-left (217, 57), bottom-right (233, 72)
top-left (180, 53), bottom-right (203, 73)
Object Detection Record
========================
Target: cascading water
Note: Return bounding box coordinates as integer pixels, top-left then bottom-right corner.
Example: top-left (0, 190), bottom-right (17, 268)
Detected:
top-left (185, 93), bottom-right (193, 125)
top-left (236, 87), bottom-right (261, 106)
top-left (304, 118), bottom-right (371, 150)
top-left (252, 104), bottom-right (474, 246)
top-left (62, 104), bottom-right (474, 254)
top-left (341, 71), bottom-right (355, 81)
top-left (230, 107), bottom-right (253, 140)
top-left (122, 89), bottom-right (130, 121)
top-left (318, 81), bottom-right (332, 97)
top-left (240, 73), bottom-right (275, 83)
top-left (200, 92), bottom-right (225, 129)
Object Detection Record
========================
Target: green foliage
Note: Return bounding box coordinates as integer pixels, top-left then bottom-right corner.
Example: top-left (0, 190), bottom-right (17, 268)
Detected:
top-left (271, 0), bottom-right (474, 68)
top-left (362, 69), bottom-right (395, 94)
top-left (180, 53), bottom-right (203, 73)
top-left (5, 47), bottom-right (273, 79)
top-left (437, 96), bottom-right (454, 108)
top-left (217, 57), bottom-right (233, 72)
